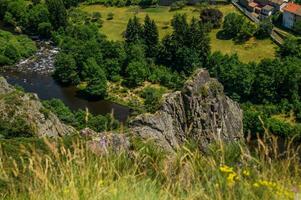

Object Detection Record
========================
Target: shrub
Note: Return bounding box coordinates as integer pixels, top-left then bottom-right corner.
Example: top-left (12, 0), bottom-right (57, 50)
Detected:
top-left (255, 19), bottom-right (273, 39)
top-left (140, 87), bottom-right (164, 113)
top-left (0, 55), bottom-right (12, 66)
top-left (38, 22), bottom-right (53, 38)
top-left (200, 8), bottom-right (223, 29)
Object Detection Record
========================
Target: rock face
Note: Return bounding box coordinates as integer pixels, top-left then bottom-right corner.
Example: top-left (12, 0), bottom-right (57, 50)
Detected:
top-left (129, 69), bottom-right (243, 151)
top-left (81, 128), bottom-right (130, 155)
top-left (0, 77), bottom-right (76, 137)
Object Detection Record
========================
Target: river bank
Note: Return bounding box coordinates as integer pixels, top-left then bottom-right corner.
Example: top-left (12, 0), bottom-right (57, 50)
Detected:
top-left (0, 40), bottom-right (131, 122)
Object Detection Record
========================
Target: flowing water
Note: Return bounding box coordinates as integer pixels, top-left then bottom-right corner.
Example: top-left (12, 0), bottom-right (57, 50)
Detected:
top-left (0, 41), bottom-right (131, 122)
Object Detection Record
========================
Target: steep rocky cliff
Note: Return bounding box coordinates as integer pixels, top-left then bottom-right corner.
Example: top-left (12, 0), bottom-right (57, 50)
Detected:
top-left (129, 69), bottom-right (243, 151)
top-left (0, 77), bottom-right (76, 137)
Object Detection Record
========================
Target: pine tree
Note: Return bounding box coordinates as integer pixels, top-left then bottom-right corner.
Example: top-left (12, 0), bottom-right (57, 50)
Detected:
top-left (188, 17), bottom-right (210, 66)
top-left (46, 0), bottom-right (67, 30)
top-left (125, 16), bottom-right (143, 44)
top-left (143, 15), bottom-right (159, 58)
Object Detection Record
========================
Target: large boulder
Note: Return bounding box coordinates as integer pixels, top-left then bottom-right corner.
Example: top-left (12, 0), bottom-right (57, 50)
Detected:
top-left (0, 77), bottom-right (76, 137)
top-left (129, 69), bottom-right (243, 151)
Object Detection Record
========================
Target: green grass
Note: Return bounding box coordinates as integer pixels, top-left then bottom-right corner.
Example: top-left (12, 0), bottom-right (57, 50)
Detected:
top-left (0, 135), bottom-right (300, 199)
top-left (210, 30), bottom-right (276, 63)
top-left (80, 4), bottom-right (276, 63)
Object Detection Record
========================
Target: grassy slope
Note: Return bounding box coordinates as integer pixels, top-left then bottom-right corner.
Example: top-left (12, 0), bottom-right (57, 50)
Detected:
top-left (0, 136), bottom-right (300, 199)
top-left (81, 4), bottom-right (276, 63)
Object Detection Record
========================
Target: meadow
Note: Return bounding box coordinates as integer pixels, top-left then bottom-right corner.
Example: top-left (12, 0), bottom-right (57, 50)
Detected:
top-left (81, 4), bottom-right (277, 63)
top-left (0, 133), bottom-right (300, 200)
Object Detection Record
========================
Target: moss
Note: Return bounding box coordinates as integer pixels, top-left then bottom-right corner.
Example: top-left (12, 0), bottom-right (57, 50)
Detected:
top-left (208, 81), bottom-right (223, 97)
top-left (198, 85), bottom-right (209, 97)
top-left (40, 107), bottom-right (51, 120)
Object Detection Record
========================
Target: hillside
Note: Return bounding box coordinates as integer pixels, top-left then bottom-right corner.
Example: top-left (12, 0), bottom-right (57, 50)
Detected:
top-left (0, 77), bottom-right (76, 138)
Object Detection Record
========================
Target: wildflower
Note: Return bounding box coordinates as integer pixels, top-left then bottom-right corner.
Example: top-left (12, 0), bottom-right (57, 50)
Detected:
top-left (242, 170), bottom-right (250, 177)
top-left (219, 165), bottom-right (233, 173)
top-left (226, 172), bottom-right (237, 186)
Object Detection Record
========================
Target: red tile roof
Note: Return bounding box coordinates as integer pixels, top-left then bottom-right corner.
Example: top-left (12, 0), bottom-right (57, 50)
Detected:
top-left (249, 2), bottom-right (259, 7)
top-left (283, 2), bottom-right (301, 16)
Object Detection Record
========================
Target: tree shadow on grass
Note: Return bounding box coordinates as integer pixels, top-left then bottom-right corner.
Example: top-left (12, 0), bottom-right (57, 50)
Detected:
top-left (216, 30), bottom-right (233, 40)
top-left (216, 30), bottom-right (249, 45)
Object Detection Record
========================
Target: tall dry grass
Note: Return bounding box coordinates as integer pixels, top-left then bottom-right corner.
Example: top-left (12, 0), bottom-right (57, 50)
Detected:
top-left (0, 133), bottom-right (300, 200)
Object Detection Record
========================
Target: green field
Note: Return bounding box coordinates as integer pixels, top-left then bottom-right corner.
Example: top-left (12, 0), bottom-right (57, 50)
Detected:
top-left (81, 4), bottom-right (276, 63)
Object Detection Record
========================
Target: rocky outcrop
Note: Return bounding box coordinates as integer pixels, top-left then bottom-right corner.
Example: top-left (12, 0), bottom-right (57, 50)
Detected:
top-left (0, 77), bottom-right (76, 137)
top-left (81, 128), bottom-right (130, 155)
top-left (129, 69), bottom-right (243, 151)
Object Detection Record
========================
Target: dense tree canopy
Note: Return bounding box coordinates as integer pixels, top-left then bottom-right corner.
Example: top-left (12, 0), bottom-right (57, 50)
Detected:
top-left (159, 14), bottom-right (210, 74)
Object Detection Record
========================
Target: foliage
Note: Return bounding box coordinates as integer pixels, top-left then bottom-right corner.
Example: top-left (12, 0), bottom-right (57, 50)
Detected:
top-left (42, 99), bottom-right (119, 132)
top-left (255, 19), bottom-right (273, 39)
top-left (208, 52), bottom-right (301, 105)
top-left (158, 14), bottom-right (210, 74)
top-left (148, 65), bottom-right (184, 89)
top-left (53, 53), bottom-right (80, 85)
top-left (200, 8), bottom-right (223, 29)
top-left (140, 86), bottom-right (165, 113)
top-left (277, 37), bottom-right (301, 59)
top-left (0, 117), bottom-right (34, 139)
top-left (125, 16), bottom-right (143, 44)
top-left (46, 0), bottom-right (68, 29)
top-left (222, 13), bottom-right (245, 38)
top-left (82, 58), bottom-right (108, 98)
top-left (0, 30), bottom-right (37, 66)
top-left (170, 0), bottom-right (186, 11)
top-left (238, 21), bottom-right (257, 41)
top-left (294, 20), bottom-right (301, 35)
top-left (126, 60), bottom-right (149, 87)
top-left (143, 15), bottom-right (159, 58)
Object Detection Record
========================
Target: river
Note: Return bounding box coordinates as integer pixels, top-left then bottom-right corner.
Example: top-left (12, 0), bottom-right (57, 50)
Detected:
top-left (0, 41), bottom-right (131, 122)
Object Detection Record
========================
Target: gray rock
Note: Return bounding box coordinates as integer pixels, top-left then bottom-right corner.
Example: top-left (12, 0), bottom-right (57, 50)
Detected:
top-left (0, 77), bottom-right (77, 137)
top-left (86, 132), bottom-right (130, 155)
top-left (129, 69), bottom-right (243, 151)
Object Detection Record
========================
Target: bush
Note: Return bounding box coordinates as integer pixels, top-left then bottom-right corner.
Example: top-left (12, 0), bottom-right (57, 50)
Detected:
top-left (222, 13), bottom-right (245, 38)
top-left (255, 19), bottom-right (273, 39)
top-left (0, 55), bottom-right (12, 66)
top-left (3, 44), bottom-right (20, 63)
top-left (125, 61), bottom-right (149, 87)
top-left (170, 1), bottom-right (186, 11)
top-left (140, 87), bottom-right (164, 113)
top-left (38, 22), bottom-right (53, 38)
top-left (200, 8), bottom-right (223, 29)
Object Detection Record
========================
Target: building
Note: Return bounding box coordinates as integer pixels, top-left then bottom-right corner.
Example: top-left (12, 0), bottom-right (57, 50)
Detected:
top-left (261, 5), bottom-right (274, 15)
top-left (269, 0), bottom-right (287, 11)
top-left (282, 2), bottom-right (301, 29)
top-left (239, 0), bottom-right (287, 12)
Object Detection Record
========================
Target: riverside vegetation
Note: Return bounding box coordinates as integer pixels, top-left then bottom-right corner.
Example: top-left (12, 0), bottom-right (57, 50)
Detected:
top-left (0, 0), bottom-right (301, 199)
